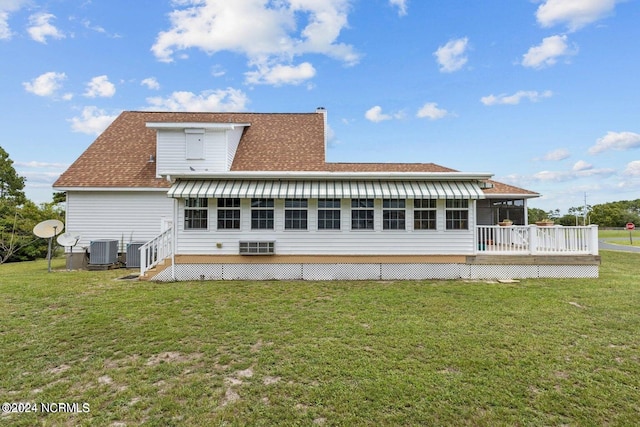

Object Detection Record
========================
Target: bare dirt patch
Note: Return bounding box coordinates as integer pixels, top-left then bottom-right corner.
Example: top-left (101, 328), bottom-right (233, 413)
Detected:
top-left (49, 364), bottom-right (70, 375)
top-left (104, 354), bottom-right (140, 369)
top-left (251, 339), bottom-right (264, 353)
top-left (145, 351), bottom-right (203, 366)
top-left (235, 368), bottom-right (254, 378)
top-left (224, 377), bottom-right (243, 387)
top-left (221, 388), bottom-right (240, 407)
top-left (263, 376), bottom-right (281, 385)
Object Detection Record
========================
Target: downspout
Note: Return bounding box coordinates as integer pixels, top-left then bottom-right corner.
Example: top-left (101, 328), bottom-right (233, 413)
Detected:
top-left (171, 196), bottom-right (177, 281)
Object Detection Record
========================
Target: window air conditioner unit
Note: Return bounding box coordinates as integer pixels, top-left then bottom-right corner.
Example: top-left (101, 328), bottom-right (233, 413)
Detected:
top-left (239, 241), bottom-right (275, 255)
top-left (89, 239), bottom-right (119, 265)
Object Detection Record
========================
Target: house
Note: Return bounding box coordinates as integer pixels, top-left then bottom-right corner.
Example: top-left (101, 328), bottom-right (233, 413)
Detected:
top-left (53, 109), bottom-right (600, 280)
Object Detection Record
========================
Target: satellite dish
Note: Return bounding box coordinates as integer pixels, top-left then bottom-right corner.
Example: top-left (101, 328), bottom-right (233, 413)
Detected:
top-left (57, 232), bottom-right (81, 272)
top-left (33, 219), bottom-right (65, 273)
top-left (33, 219), bottom-right (64, 238)
top-left (57, 232), bottom-right (81, 247)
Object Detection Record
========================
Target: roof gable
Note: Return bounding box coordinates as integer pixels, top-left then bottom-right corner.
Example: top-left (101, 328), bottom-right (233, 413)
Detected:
top-left (54, 111), bottom-right (326, 188)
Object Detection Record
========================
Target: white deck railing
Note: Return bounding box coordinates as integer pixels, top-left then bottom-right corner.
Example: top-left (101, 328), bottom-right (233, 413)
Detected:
top-left (140, 227), bottom-right (173, 276)
top-left (476, 225), bottom-right (599, 255)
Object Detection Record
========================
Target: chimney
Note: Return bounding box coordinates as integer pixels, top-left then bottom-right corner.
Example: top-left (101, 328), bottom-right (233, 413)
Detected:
top-left (316, 107), bottom-right (327, 159)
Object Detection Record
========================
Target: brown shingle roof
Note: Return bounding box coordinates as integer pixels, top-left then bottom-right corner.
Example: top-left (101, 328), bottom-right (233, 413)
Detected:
top-left (484, 180), bottom-right (539, 196)
top-left (54, 111), bottom-right (326, 188)
top-left (231, 113), bottom-right (326, 171)
top-left (54, 111), bottom-right (169, 188)
top-left (326, 162), bottom-right (457, 172)
top-left (53, 110), bottom-right (538, 197)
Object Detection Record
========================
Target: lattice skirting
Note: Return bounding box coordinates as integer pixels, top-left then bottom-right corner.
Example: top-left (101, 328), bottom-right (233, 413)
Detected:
top-left (149, 263), bottom-right (599, 281)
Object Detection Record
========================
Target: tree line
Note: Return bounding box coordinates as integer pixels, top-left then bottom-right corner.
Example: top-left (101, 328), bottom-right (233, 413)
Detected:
top-left (1, 145), bottom-right (639, 263)
top-left (0, 146), bottom-right (64, 263)
top-left (529, 200), bottom-right (640, 227)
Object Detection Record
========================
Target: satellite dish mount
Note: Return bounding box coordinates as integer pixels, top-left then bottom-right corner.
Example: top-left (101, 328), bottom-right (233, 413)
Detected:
top-left (57, 232), bottom-right (81, 271)
top-left (33, 219), bottom-right (65, 272)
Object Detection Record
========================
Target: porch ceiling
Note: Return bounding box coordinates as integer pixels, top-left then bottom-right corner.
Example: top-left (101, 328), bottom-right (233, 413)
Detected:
top-left (167, 179), bottom-right (486, 199)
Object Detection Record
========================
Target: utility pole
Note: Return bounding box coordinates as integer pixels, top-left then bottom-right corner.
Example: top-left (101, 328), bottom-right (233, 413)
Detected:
top-left (583, 192), bottom-right (588, 226)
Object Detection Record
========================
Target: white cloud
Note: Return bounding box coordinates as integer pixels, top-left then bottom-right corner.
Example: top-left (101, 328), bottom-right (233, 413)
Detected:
top-left (15, 161), bottom-right (69, 168)
top-left (27, 13), bottom-right (65, 43)
top-left (623, 160), bottom-right (640, 176)
top-left (81, 19), bottom-right (105, 34)
top-left (522, 35), bottom-right (575, 69)
top-left (576, 167), bottom-right (616, 178)
top-left (588, 131), bottom-right (640, 154)
top-left (23, 71), bottom-right (67, 97)
top-left (211, 65), bottom-right (226, 77)
top-left (151, 0), bottom-right (359, 86)
top-left (536, 0), bottom-right (618, 31)
top-left (434, 37), bottom-right (469, 73)
top-left (533, 170), bottom-right (572, 182)
top-left (68, 106), bottom-right (119, 135)
top-left (416, 102), bottom-right (448, 120)
top-left (244, 62), bottom-right (316, 86)
top-left (481, 90), bottom-right (552, 106)
top-left (0, 0), bottom-right (30, 40)
top-left (572, 160), bottom-right (593, 171)
top-left (0, 11), bottom-right (10, 39)
top-left (146, 88), bottom-right (249, 112)
top-left (20, 171), bottom-right (65, 185)
top-left (141, 77), bottom-right (160, 90)
top-left (84, 75), bottom-right (116, 98)
top-left (543, 148), bottom-right (570, 161)
top-left (533, 167), bottom-right (615, 182)
top-left (389, 0), bottom-right (408, 16)
top-left (364, 106), bottom-right (404, 123)
top-left (365, 106), bottom-right (391, 122)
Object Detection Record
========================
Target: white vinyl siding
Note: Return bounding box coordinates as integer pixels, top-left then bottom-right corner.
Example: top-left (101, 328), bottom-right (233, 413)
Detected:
top-left (226, 127), bottom-right (243, 170)
top-left (185, 129), bottom-right (205, 159)
top-left (65, 191), bottom-right (173, 251)
top-left (155, 129), bottom-right (229, 175)
top-left (175, 198), bottom-right (477, 256)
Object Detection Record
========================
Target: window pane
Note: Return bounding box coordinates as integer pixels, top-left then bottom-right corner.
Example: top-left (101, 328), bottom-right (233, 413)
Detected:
top-left (285, 210), bottom-right (308, 230)
top-left (383, 210), bottom-right (406, 230)
top-left (285, 199), bottom-right (308, 208)
top-left (446, 199), bottom-right (468, 209)
top-left (446, 210), bottom-right (469, 230)
top-left (185, 209), bottom-right (208, 229)
top-left (414, 199), bottom-right (436, 209)
top-left (383, 199), bottom-right (405, 209)
top-left (251, 210), bottom-right (274, 229)
top-left (351, 210), bottom-right (374, 229)
top-left (414, 210), bottom-right (436, 230)
top-left (251, 198), bottom-right (274, 208)
top-left (185, 197), bottom-right (208, 208)
top-left (218, 198), bottom-right (240, 208)
top-left (351, 199), bottom-right (373, 208)
top-left (318, 199), bottom-right (340, 209)
top-left (318, 209), bottom-right (340, 230)
top-left (218, 209), bottom-right (240, 229)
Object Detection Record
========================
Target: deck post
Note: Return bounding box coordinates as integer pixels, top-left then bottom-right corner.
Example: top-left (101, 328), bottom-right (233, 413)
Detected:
top-left (589, 224), bottom-right (599, 255)
top-left (529, 225), bottom-right (538, 255)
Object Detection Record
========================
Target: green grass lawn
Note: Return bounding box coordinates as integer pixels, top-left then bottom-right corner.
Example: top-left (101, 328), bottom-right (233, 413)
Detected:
top-left (1, 252), bottom-right (639, 426)
top-left (599, 229), bottom-right (640, 246)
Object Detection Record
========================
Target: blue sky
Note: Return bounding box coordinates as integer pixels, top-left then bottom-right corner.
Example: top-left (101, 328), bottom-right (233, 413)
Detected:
top-left (1, 0), bottom-right (639, 213)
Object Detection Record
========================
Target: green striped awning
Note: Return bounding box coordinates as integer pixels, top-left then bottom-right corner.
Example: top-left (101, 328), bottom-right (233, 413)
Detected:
top-left (168, 180), bottom-right (485, 200)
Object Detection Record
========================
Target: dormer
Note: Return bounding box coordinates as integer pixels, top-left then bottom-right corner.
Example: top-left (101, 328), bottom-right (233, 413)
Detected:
top-left (146, 122), bottom-right (250, 178)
